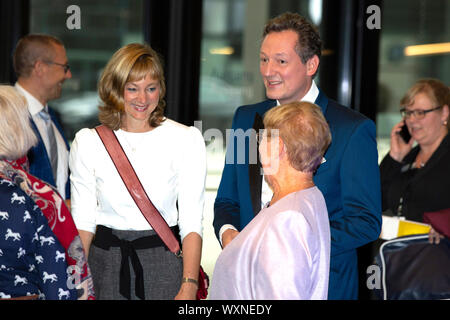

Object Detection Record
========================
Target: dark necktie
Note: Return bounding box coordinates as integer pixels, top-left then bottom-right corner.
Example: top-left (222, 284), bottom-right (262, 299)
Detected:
top-left (249, 113), bottom-right (264, 216)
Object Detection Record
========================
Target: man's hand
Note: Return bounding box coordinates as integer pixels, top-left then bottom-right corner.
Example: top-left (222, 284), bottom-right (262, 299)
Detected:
top-left (222, 229), bottom-right (239, 248)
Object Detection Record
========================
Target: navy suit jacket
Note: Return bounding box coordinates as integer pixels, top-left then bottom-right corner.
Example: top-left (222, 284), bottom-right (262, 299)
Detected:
top-left (213, 90), bottom-right (382, 299)
top-left (27, 107), bottom-right (71, 199)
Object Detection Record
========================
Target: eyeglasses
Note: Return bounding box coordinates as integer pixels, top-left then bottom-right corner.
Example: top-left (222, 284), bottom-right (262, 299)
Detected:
top-left (400, 106), bottom-right (442, 119)
top-left (44, 61), bottom-right (71, 73)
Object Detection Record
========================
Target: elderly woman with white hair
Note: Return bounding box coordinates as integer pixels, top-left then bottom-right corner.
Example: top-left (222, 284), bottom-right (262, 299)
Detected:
top-left (0, 85), bottom-right (93, 300)
top-left (210, 101), bottom-right (332, 300)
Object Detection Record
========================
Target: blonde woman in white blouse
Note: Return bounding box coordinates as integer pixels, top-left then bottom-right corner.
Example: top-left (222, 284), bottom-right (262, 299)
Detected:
top-left (69, 44), bottom-right (206, 300)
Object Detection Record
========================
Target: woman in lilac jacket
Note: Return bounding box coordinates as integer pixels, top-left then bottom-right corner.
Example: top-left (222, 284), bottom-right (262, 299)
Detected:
top-left (210, 101), bottom-right (331, 299)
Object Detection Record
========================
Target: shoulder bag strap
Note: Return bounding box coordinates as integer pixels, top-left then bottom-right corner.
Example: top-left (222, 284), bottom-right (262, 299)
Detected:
top-left (95, 125), bottom-right (181, 256)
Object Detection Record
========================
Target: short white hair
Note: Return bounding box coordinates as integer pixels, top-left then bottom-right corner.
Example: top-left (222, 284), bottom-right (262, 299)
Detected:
top-left (0, 85), bottom-right (37, 160)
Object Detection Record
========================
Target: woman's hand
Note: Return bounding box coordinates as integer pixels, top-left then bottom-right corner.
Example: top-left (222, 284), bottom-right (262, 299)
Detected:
top-left (78, 229), bottom-right (94, 258)
top-left (222, 229), bottom-right (239, 248)
top-left (428, 227), bottom-right (444, 244)
top-left (174, 232), bottom-right (202, 300)
top-left (389, 120), bottom-right (415, 162)
top-left (175, 281), bottom-right (198, 300)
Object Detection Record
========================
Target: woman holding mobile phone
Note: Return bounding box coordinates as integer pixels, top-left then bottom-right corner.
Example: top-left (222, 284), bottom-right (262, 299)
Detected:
top-left (380, 78), bottom-right (449, 243)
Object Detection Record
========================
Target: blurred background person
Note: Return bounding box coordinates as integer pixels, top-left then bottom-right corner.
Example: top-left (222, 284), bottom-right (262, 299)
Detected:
top-left (0, 85), bottom-right (80, 300)
top-left (13, 34), bottom-right (72, 202)
top-left (380, 79), bottom-right (449, 243)
top-left (210, 101), bottom-right (331, 299)
top-left (69, 43), bottom-right (206, 300)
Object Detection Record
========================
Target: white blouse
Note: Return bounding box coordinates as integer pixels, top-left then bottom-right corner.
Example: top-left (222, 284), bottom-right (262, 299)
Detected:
top-left (69, 119), bottom-right (206, 241)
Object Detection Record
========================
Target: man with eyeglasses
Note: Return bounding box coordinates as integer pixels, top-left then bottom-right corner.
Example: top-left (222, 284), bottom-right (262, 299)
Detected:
top-left (13, 34), bottom-right (72, 202)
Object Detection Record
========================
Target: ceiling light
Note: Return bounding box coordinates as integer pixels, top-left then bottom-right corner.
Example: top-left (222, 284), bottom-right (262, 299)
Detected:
top-left (209, 47), bottom-right (234, 55)
top-left (404, 42), bottom-right (450, 56)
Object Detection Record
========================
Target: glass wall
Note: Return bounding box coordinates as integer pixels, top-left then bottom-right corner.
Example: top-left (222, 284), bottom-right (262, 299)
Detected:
top-left (376, 0), bottom-right (450, 161)
top-left (199, 0), bottom-right (323, 139)
top-left (30, 0), bottom-right (144, 142)
top-left (199, 0), bottom-right (322, 190)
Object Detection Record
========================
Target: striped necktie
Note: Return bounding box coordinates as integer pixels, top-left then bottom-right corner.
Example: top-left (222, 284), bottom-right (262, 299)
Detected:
top-left (38, 108), bottom-right (58, 181)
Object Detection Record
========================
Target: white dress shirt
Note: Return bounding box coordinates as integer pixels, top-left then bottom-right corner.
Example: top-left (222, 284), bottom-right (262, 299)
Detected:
top-left (219, 80), bottom-right (320, 244)
top-left (69, 119), bottom-right (207, 241)
top-left (15, 83), bottom-right (69, 199)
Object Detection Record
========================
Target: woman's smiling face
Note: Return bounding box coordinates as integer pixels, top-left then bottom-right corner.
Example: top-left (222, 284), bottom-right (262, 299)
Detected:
top-left (122, 74), bottom-right (160, 131)
top-left (405, 92), bottom-right (449, 147)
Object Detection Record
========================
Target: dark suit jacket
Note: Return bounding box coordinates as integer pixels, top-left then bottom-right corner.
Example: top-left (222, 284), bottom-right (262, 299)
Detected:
top-left (213, 89), bottom-right (382, 299)
top-left (380, 133), bottom-right (450, 222)
top-left (27, 107), bottom-right (70, 199)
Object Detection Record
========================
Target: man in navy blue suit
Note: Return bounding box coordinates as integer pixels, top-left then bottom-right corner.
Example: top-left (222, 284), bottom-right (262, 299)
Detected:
top-left (13, 34), bottom-right (72, 201)
top-left (213, 12), bottom-right (381, 299)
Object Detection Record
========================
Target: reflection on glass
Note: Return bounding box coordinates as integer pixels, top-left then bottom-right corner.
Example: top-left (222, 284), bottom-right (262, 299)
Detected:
top-left (198, 0), bottom-right (315, 193)
top-left (376, 0), bottom-right (450, 161)
top-left (30, 0), bottom-right (144, 142)
top-left (198, 0), bottom-right (319, 283)
top-left (199, 0), bottom-right (317, 143)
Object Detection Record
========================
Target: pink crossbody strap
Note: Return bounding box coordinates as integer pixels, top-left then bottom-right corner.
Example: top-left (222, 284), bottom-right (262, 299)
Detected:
top-left (95, 125), bottom-right (181, 256)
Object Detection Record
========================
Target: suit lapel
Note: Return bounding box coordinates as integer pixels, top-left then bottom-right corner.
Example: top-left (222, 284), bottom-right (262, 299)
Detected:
top-left (315, 88), bottom-right (329, 115)
top-left (28, 117), bottom-right (48, 162)
top-left (27, 116), bottom-right (56, 186)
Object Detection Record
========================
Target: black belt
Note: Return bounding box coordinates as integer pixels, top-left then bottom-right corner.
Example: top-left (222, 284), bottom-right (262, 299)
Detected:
top-left (92, 225), bottom-right (180, 300)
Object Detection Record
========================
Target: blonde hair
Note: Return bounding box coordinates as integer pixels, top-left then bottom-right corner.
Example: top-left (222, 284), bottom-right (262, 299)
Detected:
top-left (0, 85), bottom-right (37, 160)
top-left (263, 101), bottom-right (331, 172)
top-left (98, 43), bottom-right (166, 130)
top-left (401, 78), bottom-right (450, 129)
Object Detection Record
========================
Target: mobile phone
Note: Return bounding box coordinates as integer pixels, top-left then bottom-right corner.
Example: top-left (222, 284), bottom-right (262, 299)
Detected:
top-left (399, 124), bottom-right (411, 143)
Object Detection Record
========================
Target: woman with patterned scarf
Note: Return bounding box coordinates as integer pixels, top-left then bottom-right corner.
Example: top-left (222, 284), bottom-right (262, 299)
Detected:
top-left (0, 85), bottom-right (94, 300)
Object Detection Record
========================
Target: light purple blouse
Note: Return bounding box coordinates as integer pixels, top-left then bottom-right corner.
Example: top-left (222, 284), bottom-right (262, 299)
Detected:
top-left (209, 187), bottom-right (331, 300)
